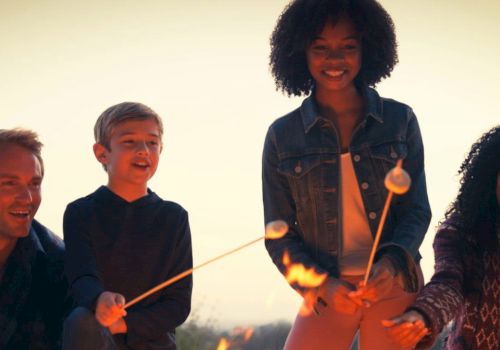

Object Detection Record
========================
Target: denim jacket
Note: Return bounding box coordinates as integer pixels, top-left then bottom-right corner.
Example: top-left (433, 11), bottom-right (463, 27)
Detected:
top-left (262, 87), bottom-right (431, 292)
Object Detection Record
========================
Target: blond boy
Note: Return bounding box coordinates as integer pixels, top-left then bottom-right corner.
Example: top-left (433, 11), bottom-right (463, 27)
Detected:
top-left (63, 103), bottom-right (192, 350)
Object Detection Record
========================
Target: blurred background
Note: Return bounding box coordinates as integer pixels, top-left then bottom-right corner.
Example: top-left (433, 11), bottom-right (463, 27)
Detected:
top-left (1, 0), bottom-right (499, 348)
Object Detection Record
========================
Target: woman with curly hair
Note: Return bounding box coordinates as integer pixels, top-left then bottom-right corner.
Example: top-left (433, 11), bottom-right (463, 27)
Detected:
top-left (384, 126), bottom-right (500, 350)
top-left (262, 0), bottom-right (431, 349)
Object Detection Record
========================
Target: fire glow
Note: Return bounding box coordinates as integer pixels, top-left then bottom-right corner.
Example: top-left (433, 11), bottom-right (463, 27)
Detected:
top-left (282, 251), bottom-right (327, 316)
top-left (216, 327), bottom-right (254, 350)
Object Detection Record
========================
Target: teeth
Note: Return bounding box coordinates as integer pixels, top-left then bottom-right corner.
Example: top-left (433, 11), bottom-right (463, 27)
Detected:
top-left (10, 211), bottom-right (29, 216)
top-left (324, 70), bottom-right (344, 78)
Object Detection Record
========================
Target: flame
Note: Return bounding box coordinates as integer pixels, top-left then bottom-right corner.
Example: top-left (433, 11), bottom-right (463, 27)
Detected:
top-left (242, 327), bottom-right (254, 341)
top-left (216, 327), bottom-right (254, 350)
top-left (282, 251), bottom-right (327, 288)
top-left (282, 250), bottom-right (328, 316)
top-left (216, 338), bottom-right (230, 350)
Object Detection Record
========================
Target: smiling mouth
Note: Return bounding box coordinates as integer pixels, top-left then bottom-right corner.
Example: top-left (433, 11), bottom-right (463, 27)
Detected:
top-left (323, 69), bottom-right (345, 78)
top-left (132, 161), bottom-right (150, 169)
top-left (9, 210), bottom-right (31, 219)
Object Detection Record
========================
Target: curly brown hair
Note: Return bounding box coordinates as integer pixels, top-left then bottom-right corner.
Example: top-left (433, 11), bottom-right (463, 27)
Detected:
top-left (270, 0), bottom-right (398, 96)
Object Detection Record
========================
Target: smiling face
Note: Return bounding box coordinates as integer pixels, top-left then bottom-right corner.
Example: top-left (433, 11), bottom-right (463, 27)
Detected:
top-left (306, 14), bottom-right (362, 94)
top-left (93, 118), bottom-right (162, 200)
top-left (0, 144), bottom-right (42, 248)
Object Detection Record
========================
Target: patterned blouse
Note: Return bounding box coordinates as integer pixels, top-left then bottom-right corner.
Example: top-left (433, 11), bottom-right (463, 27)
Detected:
top-left (410, 219), bottom-right (500, 350)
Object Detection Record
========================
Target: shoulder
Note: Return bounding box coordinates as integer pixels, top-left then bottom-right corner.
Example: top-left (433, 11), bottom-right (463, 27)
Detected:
top-left (31, 220), bottom-right (65, 260)
top-left (378, 95), bottom-right (416, 124)
top-left (66, 191), bottom-right (97, 209)
top-left (150, 193), bottom-right (188, 220)
top-left (433, 217), bottom-right (465, 250)
top-left (267, 103), bottom-right (304, 140)
top-left (64, 191), bottom-right (99, 218)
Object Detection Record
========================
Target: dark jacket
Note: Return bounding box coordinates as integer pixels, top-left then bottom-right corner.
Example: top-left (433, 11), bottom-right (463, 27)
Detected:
top-left (64, 186), bottom-right (192, 350)
top-left (262, 87), bottom-right (431, 292)
top-left (0, 220), bottom-right (68, 349)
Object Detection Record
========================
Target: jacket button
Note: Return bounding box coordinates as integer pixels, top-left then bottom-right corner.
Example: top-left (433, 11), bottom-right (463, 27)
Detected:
top-left (294, 166), bottom-right (302, 174)
top-left (369, 212), bottom-right (377, 220)
top-left (353, 155), bottom-right (361, 162)
top-left (361, 182), bottom-right (369, 190)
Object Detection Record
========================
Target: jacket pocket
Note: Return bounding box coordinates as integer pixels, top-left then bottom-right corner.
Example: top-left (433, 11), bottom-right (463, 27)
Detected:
top-left (277, 154), bottom-right (322, 179)
top-left (277, 154), bottom-right (326, 225)
top-left (369, 142), bottom-right (408, 174)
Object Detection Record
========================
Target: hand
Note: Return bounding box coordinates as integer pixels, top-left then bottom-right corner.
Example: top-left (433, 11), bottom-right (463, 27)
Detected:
top-left (315, 277), bottom-right (359, 315)
top-left (108, 318), bottom-right (128, 334)
top-left (349, 257), bottom-right (395, 307)
top-left (382, 310), bottom-right (429, 349)
top-left (95, 291), bottom-right (127, 327)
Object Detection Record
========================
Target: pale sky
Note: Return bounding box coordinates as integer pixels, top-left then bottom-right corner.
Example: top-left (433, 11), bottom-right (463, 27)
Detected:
top-left (1, 0), bottom-right (499, 328)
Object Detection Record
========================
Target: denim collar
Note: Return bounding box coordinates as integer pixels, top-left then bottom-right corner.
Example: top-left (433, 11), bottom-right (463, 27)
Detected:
top-left (300, 86), bottom-right (384, 133)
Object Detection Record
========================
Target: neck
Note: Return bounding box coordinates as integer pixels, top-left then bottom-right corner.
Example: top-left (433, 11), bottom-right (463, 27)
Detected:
top-left (315, 84), bottom-right (363, 116)
top-left (107, 181), bottom-right (148, 202)
top-left (0, 238), bottom-right (17, 271)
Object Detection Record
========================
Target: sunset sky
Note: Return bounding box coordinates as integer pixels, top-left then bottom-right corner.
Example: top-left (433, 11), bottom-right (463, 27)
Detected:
top-left (1, 0), bottom-right (499, 328)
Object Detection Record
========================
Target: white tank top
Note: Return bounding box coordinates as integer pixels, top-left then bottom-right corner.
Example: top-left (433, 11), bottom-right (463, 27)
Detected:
top-left (339, 153), bottom-right (374, 276)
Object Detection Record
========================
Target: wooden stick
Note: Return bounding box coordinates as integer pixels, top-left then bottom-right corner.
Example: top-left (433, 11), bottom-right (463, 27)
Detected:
top-left (124, 236), bottom-right (264, 309)
top-left (362, 190), bottom-right (394, 286)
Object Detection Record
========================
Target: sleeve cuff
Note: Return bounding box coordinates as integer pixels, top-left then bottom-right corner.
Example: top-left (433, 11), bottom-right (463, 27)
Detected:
top-left (376, 243), bottom-right (420, 292)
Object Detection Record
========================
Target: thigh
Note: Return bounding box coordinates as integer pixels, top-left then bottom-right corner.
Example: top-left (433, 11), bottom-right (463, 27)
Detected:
top-left (63, 307), bottom-right (119, 350)
top-left (284, 301), bottom-right (361, 350)
top-left (359, 267), bottom-right (423, 350)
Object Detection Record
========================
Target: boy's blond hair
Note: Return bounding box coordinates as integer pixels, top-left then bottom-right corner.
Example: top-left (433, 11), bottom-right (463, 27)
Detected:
top-left (94, 102), bottom-right (164, 149)
top-left (0, 128), bottom-right (44, 175)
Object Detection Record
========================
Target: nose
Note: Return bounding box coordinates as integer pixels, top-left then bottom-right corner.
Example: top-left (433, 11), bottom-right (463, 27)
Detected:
top-left (326, 48), bottom-right (345, 61)
top-left (135, 141), bottom-right (150, 155)
top-left (15, 185), bottom-right (33, 204)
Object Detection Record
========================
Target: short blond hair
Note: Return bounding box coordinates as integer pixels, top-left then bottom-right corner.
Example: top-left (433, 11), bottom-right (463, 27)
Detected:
top-left (0, 128), bottom-right (44, 175)
top-left (94, 102), bottom-right (164, 149)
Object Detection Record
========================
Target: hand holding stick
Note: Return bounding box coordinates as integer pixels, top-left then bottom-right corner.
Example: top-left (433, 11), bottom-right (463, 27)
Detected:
top-left (124, 220), bottom-right (289, 309)
top-left (362, 159), bottom-right (411, 286)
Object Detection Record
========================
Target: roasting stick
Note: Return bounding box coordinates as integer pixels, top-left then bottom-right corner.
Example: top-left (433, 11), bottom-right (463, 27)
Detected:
top-left (124, 220), bottom-right (289, 309)
top-left (362, 159), bottom-right (411, 286)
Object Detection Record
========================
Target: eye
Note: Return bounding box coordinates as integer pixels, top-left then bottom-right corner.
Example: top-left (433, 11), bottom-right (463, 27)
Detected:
top-left (0, 180), bottom-right (16, 187)
top-left (31, 180), bottom-right (42, 189)
top-left (311, 45), bottom-right (328, 52)
top-left (123, 139), bottom-right (134, 144)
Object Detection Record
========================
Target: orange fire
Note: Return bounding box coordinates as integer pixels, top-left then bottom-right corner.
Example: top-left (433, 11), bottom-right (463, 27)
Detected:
top-left (216, 338), bottom-right (230, 350)
top-left (282, 250), bottom-right (328, 316)
top-left (216, 327), bottom-right (254, 350)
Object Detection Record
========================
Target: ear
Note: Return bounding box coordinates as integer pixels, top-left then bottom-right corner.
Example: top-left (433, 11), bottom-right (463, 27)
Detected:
top-left (93, 143), bottom-right (109, 166)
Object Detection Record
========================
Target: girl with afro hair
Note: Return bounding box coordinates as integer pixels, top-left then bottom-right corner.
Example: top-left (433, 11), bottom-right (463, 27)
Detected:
top-left (385, 126), bottom-right (500, 350)
top-left (262, 0), bottom-right (431, 349)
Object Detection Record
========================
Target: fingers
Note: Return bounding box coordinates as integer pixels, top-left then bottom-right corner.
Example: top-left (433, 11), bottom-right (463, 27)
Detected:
top-left (114, 293), bottom-right (125, 306)
top-left (96, 292), bottom-right (127, 327)
top-left (332, 287), bottom-right (359, 314)
top-left (382, 312), bottom-right (429, 350)
top-left (384, 322), bottom-right (428, 349)
top-left (351, 272), bottom-right (394, 305)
